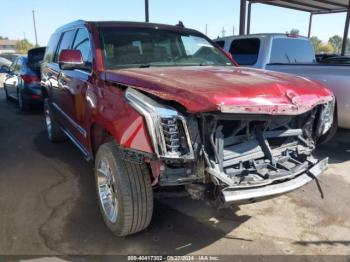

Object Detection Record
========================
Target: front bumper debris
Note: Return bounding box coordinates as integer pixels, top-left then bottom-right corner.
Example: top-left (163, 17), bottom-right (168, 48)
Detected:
top-left (220, 157), bottom-right (328, 204)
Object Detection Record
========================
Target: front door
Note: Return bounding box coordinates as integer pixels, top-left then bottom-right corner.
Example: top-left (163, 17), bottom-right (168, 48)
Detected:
top-left (57, 28), bottom-right (93, 148)
top-left (49, 29), bottom-right (76, 131)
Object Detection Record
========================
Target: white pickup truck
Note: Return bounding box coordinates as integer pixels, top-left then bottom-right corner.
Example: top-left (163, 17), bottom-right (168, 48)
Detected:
top-left (215, 34), bottom-right (350, 129)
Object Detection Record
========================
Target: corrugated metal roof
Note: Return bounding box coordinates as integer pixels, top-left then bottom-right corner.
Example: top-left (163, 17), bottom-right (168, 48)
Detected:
top-left (249, 0), bottom-right (349, 14)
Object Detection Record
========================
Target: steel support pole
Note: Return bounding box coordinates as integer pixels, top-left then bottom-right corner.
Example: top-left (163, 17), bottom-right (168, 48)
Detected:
top-left (308, 13), bottom-right (313, 38)
top-left (239, 0), bottom-right (246, 35)
top-left (247, 2), bottom-right (252, 34)
top-left (145, 0), bottom-right (149, 22)
top-left (341, 1), bottom-right (350, 55)
top-left (32, 10), bottom-right (38, 46)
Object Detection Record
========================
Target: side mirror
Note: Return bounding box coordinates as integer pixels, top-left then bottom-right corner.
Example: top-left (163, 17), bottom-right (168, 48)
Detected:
top-left (59, 49), bottom-right (90, 71)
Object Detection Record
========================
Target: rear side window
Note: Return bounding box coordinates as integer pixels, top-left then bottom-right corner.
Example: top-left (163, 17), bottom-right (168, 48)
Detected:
top-left (54, 30), bottom-right (76, 62)
top-left (229, 38), bottom-right (260, 65)
top-left (44, 33), bottom-right (59, 63)
top-left (72, 28), bottom-right (92, 65)
top-left (270, 38), bottom-right (316, 64)
top-left (215, 40), bottom-right (225, 48)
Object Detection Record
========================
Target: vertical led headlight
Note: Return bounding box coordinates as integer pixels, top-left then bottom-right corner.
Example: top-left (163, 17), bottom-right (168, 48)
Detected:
top-left (125, 87), bottom-right (194, 160)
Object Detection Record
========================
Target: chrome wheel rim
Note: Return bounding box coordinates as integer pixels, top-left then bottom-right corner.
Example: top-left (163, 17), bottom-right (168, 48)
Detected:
top-left (45, 104), bottom-right (52, 139)
top-left (97, 158), bottom-right (118, 223)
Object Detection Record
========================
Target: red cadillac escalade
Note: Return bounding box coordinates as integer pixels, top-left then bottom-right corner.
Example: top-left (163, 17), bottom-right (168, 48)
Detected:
top-left (41, 20), bottom-right (334, 236)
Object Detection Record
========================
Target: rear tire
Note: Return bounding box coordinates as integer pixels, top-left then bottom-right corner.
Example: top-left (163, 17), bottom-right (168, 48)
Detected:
top-left (44, 98), bottom-right (66, 142)
top-left (18, 91), bottom-right (30, 112)
top-left (4, 85), bottom-right (11, 102)
top-left (95, 142), bottom-right (153, 236)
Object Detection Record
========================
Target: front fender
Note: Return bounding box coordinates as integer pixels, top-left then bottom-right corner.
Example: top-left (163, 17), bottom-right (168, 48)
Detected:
top-left (91, 85), bottom-right (154, 155)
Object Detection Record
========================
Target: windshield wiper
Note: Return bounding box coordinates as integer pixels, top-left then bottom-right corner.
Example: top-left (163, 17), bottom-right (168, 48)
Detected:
top-left (199, 62), bottom-right (212, 66)
top-left (139, 64), bottom-right (152, 68)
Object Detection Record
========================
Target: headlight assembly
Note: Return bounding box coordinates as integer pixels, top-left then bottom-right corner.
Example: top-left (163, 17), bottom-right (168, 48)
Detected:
top-left (125, 87), bottom-right (194, 160)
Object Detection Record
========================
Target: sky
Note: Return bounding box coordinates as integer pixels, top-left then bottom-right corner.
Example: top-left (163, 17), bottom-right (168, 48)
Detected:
top-left (0, 0), bottom-right (347, 46)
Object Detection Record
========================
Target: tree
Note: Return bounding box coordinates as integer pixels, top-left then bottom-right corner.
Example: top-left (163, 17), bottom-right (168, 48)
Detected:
top-left (310, 36), bottom-right (322, 52)
top-left (287, 29), bottom-right (300, 35)
top-left (15, 39), bottom-right (34, 54)
top-left (0, 36), bottom-right (9, 40)
top-left (347, 39), bottom-right (350, 55)
top-left (328, 35), bottom-right (342, 53)
top-left (318, 43), bottom-right (335, 53)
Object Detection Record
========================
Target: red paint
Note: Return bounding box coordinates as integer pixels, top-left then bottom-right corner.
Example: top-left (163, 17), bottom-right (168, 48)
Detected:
top-left (105, 66), bottom-right (334, 115)
top-left (58, 49), bottom-right (83, 64)
top-left (22, 75), bottom-right (40, 84)
top-left (31, 94), bottom-right (41, 99)
top-left (42, 20), bottom-right (335, 159)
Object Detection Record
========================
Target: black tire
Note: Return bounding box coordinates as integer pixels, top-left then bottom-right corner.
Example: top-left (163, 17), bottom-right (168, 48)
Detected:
top-left (317, 106), bottom-right (338, 145)
top-left (4, 85), bottom-right (12, 101)
top-left (95, 142), bottom-right (153, 236)
top-left (18, 91), bottom-right (30, 112)
top-left (44, 98), bottom-right (66, 142)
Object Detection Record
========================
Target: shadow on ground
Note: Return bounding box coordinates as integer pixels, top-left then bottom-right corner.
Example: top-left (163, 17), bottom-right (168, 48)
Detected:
top-left (314, 128), bottom-right (350, 164)
top-left (33, 130), bottom-right (250, 255)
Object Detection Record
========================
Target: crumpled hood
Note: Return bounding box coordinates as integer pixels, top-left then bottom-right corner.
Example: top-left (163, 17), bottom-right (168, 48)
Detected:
top-left (105, 66), bottom-right (334, 114)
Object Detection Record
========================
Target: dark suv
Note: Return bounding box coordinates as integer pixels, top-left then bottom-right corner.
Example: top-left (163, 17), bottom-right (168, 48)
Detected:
top-left (42, 20), bottom-right (334, 236)
top-left (4, 47), bottom-right (45, 111)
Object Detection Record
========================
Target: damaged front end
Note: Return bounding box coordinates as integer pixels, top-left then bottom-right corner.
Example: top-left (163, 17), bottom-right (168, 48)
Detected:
top-left (125, 87), bottom-right (334, 204)
top-left (202, 108), bottom-right (331, 204)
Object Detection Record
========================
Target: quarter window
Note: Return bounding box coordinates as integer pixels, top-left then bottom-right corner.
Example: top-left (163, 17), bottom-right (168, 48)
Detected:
top-left (229, 38), bottom-right (260, 65)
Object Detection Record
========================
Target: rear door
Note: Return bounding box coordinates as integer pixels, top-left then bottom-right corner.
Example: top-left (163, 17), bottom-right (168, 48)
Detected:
top-left (58, 27), bottom-right (93, 146)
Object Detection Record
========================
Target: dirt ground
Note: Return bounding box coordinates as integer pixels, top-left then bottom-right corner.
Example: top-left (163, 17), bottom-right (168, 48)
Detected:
top-left (0, 87), bottom-right (349, 258)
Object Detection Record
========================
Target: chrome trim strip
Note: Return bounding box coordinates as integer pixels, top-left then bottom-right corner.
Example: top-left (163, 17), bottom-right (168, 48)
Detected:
top-left (61, 127), bottom-right (92, 161)
top-left (52, 102), bottom-right (87, 138)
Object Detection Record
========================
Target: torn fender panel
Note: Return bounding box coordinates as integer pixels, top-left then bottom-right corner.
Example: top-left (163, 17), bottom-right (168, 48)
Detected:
top-left (92, 84), bottom-right (154, 154)
top-left (105, 66), bottom-right (334, 114)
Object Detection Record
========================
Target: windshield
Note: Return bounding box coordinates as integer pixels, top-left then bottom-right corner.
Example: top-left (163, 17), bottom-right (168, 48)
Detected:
top-left (99, 27), bottom-right (233, 69)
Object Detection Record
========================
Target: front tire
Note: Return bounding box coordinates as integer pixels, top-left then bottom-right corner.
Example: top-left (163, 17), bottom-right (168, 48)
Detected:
top-left (95, 142), bottom-right (153, 236)
top-left (44, 98), bottom-right (66, 142)
top-left (317, 106), bottom-right (338, 145)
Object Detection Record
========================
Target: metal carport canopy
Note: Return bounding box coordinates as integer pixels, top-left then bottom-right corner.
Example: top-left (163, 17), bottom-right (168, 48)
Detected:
top-left (239, 0), bottom-right (350, 55)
